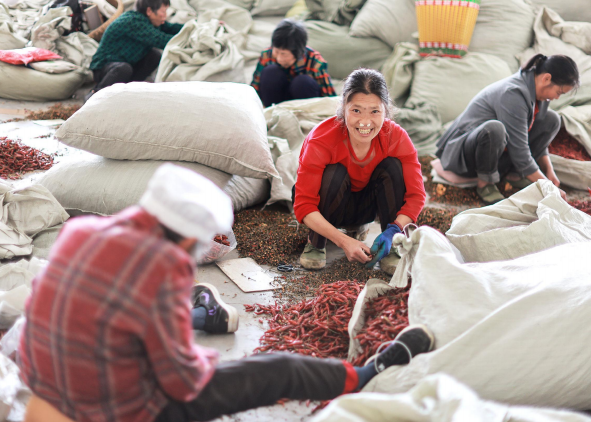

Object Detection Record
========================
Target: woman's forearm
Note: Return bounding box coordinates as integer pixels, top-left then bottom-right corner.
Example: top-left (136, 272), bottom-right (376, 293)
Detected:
top-left (302, 211), bottom-right (350, 248)
top-left (394, 214), bottom-right (413, 228)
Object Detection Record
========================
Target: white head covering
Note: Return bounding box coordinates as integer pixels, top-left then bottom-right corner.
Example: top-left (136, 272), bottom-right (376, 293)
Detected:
top-left (140, 164), bottom-right (233, 257)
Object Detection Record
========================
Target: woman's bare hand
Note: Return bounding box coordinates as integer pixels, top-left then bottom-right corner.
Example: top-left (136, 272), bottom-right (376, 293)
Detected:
top-left (340, 236), bottom-right (372, 264)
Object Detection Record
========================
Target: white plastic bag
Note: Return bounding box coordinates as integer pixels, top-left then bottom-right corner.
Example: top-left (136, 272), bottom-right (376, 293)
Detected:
top-left (198, 229), bottom-right (237, 264)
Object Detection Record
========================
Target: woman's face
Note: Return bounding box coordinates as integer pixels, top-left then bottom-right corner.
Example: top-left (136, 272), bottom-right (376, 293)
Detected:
top-left (272, 47), bottom-right (297, 68)
top-left (344, 93), bottom-right (386, 146)
top-left (146, 4), bottom-right (168, 27)
top-left (535, 72), bottom-right (574, 101)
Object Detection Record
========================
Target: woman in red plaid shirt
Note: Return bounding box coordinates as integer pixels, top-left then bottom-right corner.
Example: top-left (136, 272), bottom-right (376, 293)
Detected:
top-left (251, 19), bottom-right (336, 108)
top-left (19, 164), bottom-right (434, 422)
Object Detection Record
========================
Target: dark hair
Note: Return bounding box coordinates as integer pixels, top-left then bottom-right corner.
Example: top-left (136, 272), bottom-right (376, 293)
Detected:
top-left (160, 223), bottom-right (184, 244)
top-left (336, 68), bottom-right (396, 122)
top-left (271, 19), bottom-right (307, 61)
top-left (135, 0), bottom-right (170, 16)
top-left (522, 54), bottom-right (580, 88)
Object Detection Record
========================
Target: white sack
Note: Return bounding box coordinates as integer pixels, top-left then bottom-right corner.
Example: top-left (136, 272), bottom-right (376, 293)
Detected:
top-left (404, 52), bottom-right (512, 124)
top-left (349, 0), bottom-right (416, 49)
top-left (306, 20), bottom-right (393, 80)
top-left (28, 59), bottom-right (78, 73)
top-left (519, 7), bottom-right (591, 89)
top-left (446, 180), bottom-right (591, 263)
top-left (250, 0), bottom-right (296, 16)
top-left (0, 61), bottom-right (86, 101)
top-left (36, 155), bottom-right (269, 215)
top-left (529, 0), bottom-right (591, 24)
top-left (469, 0), bottom-right (535, 71)
top-left (31, 223), bottom-right (63, 260)
top-left (0, 258), bottom-right (46, 330)
top-left (0, 4), bottom-right (27, 49)
top-left (0, 351), bottom-right (30, 422)
top-left (366, 227), bottom-right (591, 411)
top-left (55, 81), bottom-right (279, 179)
top-left (0, 258), bottom-right (46, 292)
top-left (155, 19), bottom-right (245, 83)
top-left (550, 153), bottom-right (591, 192)
top-left (0, 181), bottom-right (69, 260)
top-left (263, 97), bottom-right (339, 206)
top-left (314, 374), bottom-right (591, 422)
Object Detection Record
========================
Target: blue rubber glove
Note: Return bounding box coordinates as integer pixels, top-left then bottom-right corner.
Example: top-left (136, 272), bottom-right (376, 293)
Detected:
top-left (365, 223), bottom-right (402, 268)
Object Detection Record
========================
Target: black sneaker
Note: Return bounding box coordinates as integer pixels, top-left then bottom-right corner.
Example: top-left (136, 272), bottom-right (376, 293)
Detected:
top-left (371, 324), bottom-right (435, 372)
top-left (192, 283), bottom-right (239, 334)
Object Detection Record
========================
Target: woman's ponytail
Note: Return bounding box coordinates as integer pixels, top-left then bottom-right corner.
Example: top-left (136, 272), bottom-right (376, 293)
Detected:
top-left (522, 54), bottom-right (547, 71)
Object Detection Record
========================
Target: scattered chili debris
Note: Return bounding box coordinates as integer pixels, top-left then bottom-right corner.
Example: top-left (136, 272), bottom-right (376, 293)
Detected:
top-left (350, 287), bottom-right (410, 366)
top-left (213, 234), bottom-right (230, 246)
top-left (416, 206), bottom-right (459, 234)
top-left (3, 103), bottom-right (81, 123)
top-left (245, 280), bottom-right (362, 358)
top-left (419, 156), bottom-right (483, 207)
top-left (272, 258), bottom-right (389, 304)
top-left (25, 103), bottom-right (81, 121)
top-left (549, 127), bottom-right (591, 161)
top-left (0, 138), bottom-right (54, 180)
top-left (569, 199), bottom-right (591, 216)
top-left (233, 209), bottom-right (308, 267)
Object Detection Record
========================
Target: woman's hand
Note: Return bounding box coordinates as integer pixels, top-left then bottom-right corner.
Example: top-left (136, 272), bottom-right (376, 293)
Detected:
top-left (546, 169), bottom-right (560, 187)
top-left (340, 236), bottom-right (372, 264)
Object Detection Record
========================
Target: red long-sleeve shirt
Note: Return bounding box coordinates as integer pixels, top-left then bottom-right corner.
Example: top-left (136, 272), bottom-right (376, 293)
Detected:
top-left (294, 117), bottom-right (425, 223)
top-left (18, 206), bottom-right (218, 422)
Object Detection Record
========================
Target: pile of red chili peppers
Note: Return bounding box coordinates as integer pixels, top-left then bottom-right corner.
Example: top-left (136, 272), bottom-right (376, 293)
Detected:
top-left (350, 288), bottom-right (410, 366)
top-left (0, 137), bottom-right (54, 180)
top-left (245, 281), bottom-right (362, 358)
top-left (549, 128), bottom-right (591, 161)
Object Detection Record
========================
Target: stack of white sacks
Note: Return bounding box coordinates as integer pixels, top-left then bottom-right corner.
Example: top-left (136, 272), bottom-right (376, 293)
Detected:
top-left (37, 81), bottom-right (277, 216)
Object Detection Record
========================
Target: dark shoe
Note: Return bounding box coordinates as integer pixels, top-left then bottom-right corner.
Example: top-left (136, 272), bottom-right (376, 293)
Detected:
top-left (369, 324), bottom-right (435, 372)
top-left (476, 184), bottom-right (504, 204)
top-left (501, 176), bottom-right (533, 190)
top-left (299, 242), bottom-right (326, 270)
top-left (192, 283), bottom-right (239, 333)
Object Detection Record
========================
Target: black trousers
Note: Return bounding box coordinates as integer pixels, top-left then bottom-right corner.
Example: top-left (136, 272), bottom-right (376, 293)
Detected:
top-left (259, 64), bottom-right (322, 108)
top-left (293, 157), bottom-right (406, 249)
top-left (154, 353), bottom-right (347, 422)
top-left (92, 48), bottom-right (162, 92)
top-left (456, 112), bottom-right (561, 183)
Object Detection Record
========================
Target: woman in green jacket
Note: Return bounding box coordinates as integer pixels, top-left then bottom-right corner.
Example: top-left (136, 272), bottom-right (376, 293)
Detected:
top-left (85, 0), bottom-right (182, 101)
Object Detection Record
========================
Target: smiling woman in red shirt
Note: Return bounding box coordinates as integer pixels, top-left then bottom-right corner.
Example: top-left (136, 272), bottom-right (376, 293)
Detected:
top-left (293, 68), bottom-right (426, 274)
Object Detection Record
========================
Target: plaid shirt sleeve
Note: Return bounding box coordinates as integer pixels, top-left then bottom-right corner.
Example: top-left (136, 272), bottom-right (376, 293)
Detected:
top-left (251, 48), bottom-right (273, 93)
top-left (144, 263), bottom-right (218, 402)
top-left (305, 50), bottom-right (336, 97)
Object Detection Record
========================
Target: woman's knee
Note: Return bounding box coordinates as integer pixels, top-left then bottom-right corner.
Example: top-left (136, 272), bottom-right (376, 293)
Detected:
top-left (374, 157), bottom-right (404, 181)
top-left (260, 64), bottom-right (288, 83)
top-left (320, 163), bottom-right (349, 189)
top-left (545, 109), bottom-right (561, 132)
top-left (110, 62), bottom-right (133, 81)
top-left (479, 120), bottom-right (507, 151)
top-left (289, 75), bottom-right (321, 99)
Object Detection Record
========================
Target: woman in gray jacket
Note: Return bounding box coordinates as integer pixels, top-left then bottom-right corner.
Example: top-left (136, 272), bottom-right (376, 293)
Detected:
top-left (436, 54), bottom-right (579, 204)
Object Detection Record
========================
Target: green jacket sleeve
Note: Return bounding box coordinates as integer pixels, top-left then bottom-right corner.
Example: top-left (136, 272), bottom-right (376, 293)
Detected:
top-left (160, 21), bottom-right (183, 35)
